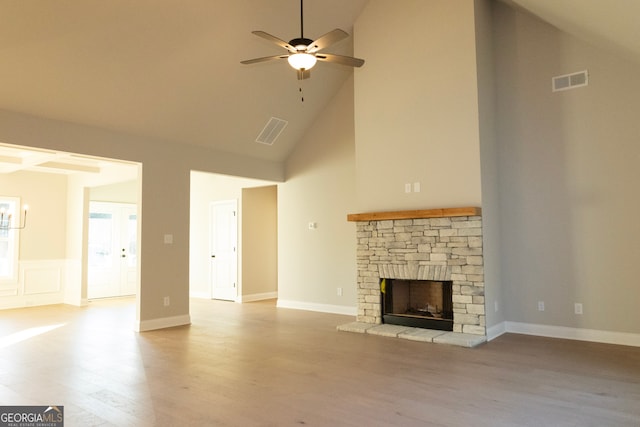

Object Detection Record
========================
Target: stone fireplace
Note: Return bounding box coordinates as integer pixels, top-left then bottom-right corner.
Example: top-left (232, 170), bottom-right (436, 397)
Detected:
top-left (347, 208), bottom-right (486, 336)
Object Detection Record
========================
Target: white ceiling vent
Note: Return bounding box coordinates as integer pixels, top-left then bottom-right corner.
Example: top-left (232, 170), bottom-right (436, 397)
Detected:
top-left (256, 117), bottom-right (288, 145)
top-left (552, 70), bottom-right (588, 92)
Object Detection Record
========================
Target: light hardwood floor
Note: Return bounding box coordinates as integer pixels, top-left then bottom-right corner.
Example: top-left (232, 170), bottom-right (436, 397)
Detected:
top-left (1, 298), bottom-right (639, 426)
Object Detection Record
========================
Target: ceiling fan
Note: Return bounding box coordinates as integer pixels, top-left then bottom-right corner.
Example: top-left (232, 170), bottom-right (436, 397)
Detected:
top-left (240, 0), bottom-right (365, 80)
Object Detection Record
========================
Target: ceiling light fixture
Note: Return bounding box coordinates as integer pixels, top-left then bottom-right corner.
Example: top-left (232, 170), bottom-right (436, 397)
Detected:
top-left (287, 52), bottom-right (317, 70)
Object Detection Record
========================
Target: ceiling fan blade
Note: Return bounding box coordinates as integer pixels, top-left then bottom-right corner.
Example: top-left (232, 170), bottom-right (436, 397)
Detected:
top-left (307, 29), bottom-right (349, 53)
top-left (240, 54), bottom-right (288, 65)
top-left (252, 31), bottom-right (295, 51)
top-left (316, 53), bottom-right (365, 68)
top-left (297, 69), bottom-right (311, 80)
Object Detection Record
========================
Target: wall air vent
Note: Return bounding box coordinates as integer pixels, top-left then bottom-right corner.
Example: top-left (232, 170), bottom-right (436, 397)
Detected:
top-left (256, 117), bottom-right (288, 145)
top-left (552, 70), bottom-right (588, 92)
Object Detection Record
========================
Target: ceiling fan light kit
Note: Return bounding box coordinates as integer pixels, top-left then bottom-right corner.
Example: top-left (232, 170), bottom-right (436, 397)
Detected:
top-left (241, 0), bottom-right (364, 80)
top-left (287, 53), bottom-right (317, 70)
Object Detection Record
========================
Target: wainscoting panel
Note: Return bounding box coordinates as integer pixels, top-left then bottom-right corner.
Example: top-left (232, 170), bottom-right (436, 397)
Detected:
top-left (0, 285), bottom-right (18, 297)
top-left (0, 260), bottom-right (68, 309)
top-left (23, 264), bottom-right (62, 294)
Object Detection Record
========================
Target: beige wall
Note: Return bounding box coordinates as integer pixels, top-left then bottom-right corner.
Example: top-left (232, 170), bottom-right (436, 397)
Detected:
top-left (278, 76), bottom-right (357, 312)
top-left (354, 0), bottom-right (482, 212)
top-left (475, 0), bottom-right (503, 328)
top-left (242, 185), bottom-right (277, 298)
top-left (494, 2), bottom-right (640, 334)
top-left (0, 171), bottom-right (67, 260)
top-left (90, 180), bottom-right (137, 203)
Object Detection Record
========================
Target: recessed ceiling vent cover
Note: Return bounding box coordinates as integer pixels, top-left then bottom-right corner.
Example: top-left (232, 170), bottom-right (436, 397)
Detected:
top-left (256, 117), bottom-right (288, 145)
top-left (552, 70), bottom-right (588, 92)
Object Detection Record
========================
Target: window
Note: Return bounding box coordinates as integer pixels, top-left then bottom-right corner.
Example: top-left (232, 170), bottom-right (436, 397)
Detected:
top-left (0, 197), bottom-right (21, 283)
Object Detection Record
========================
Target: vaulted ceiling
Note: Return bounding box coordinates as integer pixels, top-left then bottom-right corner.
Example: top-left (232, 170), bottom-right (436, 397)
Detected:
top-left (0, 0), bottom-right (637, 171)
top-left (508, 0), bottom-right (640, 63)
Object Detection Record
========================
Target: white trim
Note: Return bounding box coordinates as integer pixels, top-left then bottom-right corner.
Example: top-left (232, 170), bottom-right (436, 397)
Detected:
top-left (135, 314), bottom-right (191, 332)
top-left (238, 291), bottom-right (278, 303)
top-left (63, 259), bottom-right (86, 307)
top-left (189, 291), bottom-right (211, 299)
top-left (504, 321), bottom-right (640, 348)
top-left (277, 299), bottom-right (357, 316)
top-left (486, 321), bottom-right (507, 341)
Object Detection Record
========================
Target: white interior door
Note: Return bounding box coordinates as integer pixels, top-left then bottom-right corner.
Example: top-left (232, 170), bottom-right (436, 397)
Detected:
top-left (88, 202), bottom-right (138, 299)
top-left (210, 200), bottom-right (238, 301)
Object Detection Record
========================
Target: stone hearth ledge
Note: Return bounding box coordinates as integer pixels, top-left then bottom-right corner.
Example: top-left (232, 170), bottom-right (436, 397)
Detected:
top-left (337, 322), bottom-right (487, 348)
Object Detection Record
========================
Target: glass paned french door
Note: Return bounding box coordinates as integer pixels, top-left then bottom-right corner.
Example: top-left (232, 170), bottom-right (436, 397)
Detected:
top-left (88, 202), bottom-right (138, 299)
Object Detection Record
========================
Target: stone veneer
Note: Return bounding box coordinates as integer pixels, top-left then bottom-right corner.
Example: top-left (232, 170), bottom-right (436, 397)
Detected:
top-left (352, 211), bottom-right (486, 336)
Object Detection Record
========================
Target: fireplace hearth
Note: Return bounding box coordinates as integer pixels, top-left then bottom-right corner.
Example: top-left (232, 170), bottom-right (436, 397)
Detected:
top-left (382, 279), bottom-right (453, 331)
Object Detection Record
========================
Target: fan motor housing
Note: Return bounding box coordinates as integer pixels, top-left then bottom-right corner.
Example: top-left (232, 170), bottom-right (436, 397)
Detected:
top-left (289, 37), bottom-right (314, 49)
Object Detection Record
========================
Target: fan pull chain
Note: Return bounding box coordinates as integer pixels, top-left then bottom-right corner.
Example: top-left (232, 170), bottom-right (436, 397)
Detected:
top-left (299, 86), bottom-right (304, 103)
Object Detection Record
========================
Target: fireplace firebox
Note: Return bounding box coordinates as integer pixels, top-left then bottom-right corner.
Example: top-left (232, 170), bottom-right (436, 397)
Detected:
top-left (381, 279), bottom-right (453, 331)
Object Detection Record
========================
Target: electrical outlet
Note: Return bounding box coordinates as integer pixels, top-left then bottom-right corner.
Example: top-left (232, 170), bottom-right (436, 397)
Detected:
top-left (538, 301), bottom-right (545, 311)
top-left (405, 183), bottom-right (412, 193)
top-left (337, 287), bottom-right (343, 297)
top-left (574, 303), bottom-right (583, 315)
top-left (163, 296), bottom-right (170, 307)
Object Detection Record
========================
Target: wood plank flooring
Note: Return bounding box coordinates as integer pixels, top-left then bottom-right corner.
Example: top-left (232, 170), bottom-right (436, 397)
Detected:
top-left (1, 298), bottom-right (639, 426)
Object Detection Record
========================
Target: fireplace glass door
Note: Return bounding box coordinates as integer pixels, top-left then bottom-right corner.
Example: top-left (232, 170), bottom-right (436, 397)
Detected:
top-left (381, 279), bottom-right (453, 331)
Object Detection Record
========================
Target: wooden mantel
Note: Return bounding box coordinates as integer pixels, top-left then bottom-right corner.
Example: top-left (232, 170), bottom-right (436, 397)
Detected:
top-left (347, 207), bottom-right (481, 222)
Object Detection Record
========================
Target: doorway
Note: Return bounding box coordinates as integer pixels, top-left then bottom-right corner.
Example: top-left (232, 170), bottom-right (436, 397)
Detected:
top-left (88, 201), bottom-right (138, 299)
top-left (189, 171), bottom-right (277, 303)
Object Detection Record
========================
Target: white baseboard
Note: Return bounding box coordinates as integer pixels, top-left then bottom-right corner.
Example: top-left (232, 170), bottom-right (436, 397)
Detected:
top-left (486, 322), bottom-right (507, 341)
top-left (494, 321), bottom-right (640, 347)
top-left (277, 299), bottom-right (357, 316)
top-left (136, 314), bottom-right (191, 332)
top-left (238, 291), bottom-right (278, 303)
